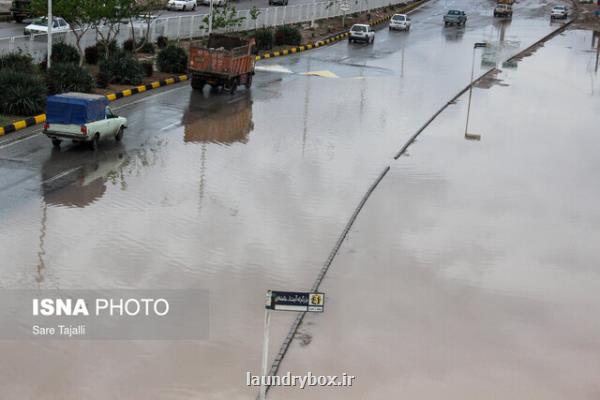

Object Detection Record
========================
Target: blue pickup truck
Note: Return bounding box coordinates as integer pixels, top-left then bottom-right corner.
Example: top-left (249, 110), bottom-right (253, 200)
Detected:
top-left (43, 93), bottom-right (127, 150)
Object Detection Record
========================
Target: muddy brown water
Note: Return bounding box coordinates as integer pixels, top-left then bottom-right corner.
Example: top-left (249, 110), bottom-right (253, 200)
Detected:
top-left (0, 1), bottom-right (589, 399)
top-left (271, 28), bottom-right (600, 400)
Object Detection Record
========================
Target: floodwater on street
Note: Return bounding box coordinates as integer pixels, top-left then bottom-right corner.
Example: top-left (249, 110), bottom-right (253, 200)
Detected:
top-left (0, 0), bottom-right (589, 399)
top-left (272, 28), bottom-right (600, 400)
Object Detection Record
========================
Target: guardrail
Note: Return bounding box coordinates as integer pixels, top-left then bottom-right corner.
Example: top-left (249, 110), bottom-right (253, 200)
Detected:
top-left (0, 0), bottom-right (417, 61)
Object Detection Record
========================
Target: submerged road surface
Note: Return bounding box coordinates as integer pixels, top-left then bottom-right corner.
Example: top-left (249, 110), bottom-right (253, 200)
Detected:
top-left (271, 28), bottom-right (600, 400)
top-left (0, 0), bottom-right (578, 399)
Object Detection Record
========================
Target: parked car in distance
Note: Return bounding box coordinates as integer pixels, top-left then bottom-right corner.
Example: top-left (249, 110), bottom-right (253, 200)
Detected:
top-left (493, 3), bottom-right (513, 18)
top-left (269, 0), bottom-right (288, 5)
top-left (550, 5), bottom-right (568, 19)
top-left (202, 0), bottom-right (227, 6)
top-left (349, 24), bottom-right (375, 44)
top-left (167, 0), bottom-right (197, 10)
top-left (389, 14), bottom-right (411, 31)
top-left (43, 93), bottom-right (127, 150)
top-left (24, 17), bottom-right (70, 35)
top-left (443, 10), bottom-right (467, 26)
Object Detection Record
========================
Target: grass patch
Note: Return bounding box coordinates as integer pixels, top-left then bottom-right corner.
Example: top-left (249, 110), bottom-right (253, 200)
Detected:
top-left (0, 114), bottom-right (20, 126)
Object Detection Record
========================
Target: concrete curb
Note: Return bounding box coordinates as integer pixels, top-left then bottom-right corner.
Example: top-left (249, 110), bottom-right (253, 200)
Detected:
top-left (254, 0), bottom-right (429, 61)
top-left (0, 74), bottom-right (188, 137)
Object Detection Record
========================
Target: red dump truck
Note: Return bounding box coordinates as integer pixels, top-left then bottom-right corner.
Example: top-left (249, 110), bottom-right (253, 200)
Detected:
top-left (188, 34), bottom-right (256, 94)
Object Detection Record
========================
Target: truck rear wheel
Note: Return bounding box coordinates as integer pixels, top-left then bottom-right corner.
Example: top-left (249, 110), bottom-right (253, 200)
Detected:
top-left (52, 139), bottom-right (61, 149)
top-left (245, 74), bottom-right (253, 89)
top-left (115, 126), bottom-right (124, 142)
top-left (229, 78), bottom-right (238, 95)
top-left (191, 76), bottom-right (205, 91)
top-left (90, 134), bottom-right (100, 151)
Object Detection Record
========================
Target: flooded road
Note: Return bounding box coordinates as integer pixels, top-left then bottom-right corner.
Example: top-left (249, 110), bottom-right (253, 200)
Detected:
top-left (0, 0), bottom-right (586, 399)
top-left (272, 28), bottom-right (600, 400)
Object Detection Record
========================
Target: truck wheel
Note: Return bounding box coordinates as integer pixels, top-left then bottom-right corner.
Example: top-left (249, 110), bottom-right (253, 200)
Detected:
top-left (230, 79), bottom-right (238, 95)
top-left (245, 74), bottom-right (253, 89)
top-left (90, 134), bottom-right (100, 151)
top-left (191, 76), bottom-right (205, 91)
top-left (192, 4), bottom-right (196, 10)
top-left (52, 139), bottom-right (61, 149)
top-left (115, 126), bottom-right (124, 142)
top-left (14, 16), bottom-right (25, 23)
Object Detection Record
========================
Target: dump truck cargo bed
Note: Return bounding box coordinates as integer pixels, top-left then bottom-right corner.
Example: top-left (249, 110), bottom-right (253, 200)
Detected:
top-left (188, 34), bottom-right (256, 94)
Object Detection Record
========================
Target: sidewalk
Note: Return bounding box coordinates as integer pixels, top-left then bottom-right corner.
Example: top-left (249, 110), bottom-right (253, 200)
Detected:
top-left (269, 27), bottom-right (600, 400)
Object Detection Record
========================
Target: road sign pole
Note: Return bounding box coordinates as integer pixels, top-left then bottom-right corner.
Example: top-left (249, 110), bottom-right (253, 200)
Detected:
top-left (47, 0), bottom-right (52, 69)
top-left (259, 308), bottom-right (271, 400)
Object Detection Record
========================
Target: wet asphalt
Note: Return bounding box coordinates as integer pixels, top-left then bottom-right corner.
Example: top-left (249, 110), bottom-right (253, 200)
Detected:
top-left (0, 0), bottom-right (589, 399)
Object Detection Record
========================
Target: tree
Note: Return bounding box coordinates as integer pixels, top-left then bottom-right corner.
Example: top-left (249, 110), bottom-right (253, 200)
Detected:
top-left (128, 0), bottom-right (164, 54)
top-left (202, 5), bottom-right (245, 33)
top-left (249, 6), bottom-right (261, 31)
top-left (30, 0), bottom-right (96, 65)
top-left (91, 0), bottom-right (137, 60)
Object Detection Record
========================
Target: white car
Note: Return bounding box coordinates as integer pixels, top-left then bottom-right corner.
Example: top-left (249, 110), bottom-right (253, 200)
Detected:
top-left (202, 0), bottom-right (227, 6)
top-left (24, 17), bottom-right (70, 35)
top-left (550, 5), bottom-right (568, 19)
top-left (349, 24), bottom-right (375, 44)
top-left (167, 0), bottom-right (197, 11)
top-left (389, 14), bottom-right (411, 31)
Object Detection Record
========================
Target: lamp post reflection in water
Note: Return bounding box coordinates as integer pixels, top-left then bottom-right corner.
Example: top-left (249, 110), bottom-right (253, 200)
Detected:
top-left (465, 42), bottom-right (488, 141)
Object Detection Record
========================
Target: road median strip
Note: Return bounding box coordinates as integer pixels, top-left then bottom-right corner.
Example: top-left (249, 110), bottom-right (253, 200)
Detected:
top-left (0, 74), bottom-right (189, 137)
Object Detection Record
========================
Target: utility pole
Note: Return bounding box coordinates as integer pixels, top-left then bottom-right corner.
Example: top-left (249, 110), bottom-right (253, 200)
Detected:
top-left (465, 42), bottom-right (487, 141)
top-left (208, 0), bottom-right (214, 35)
top-left (47, 0), bottom-right (52, 68)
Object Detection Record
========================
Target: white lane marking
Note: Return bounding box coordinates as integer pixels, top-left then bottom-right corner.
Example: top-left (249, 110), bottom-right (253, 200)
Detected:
top-left (255, 65), bottom-right (295, 74)
top-left (160, 121), bottom-right (182, 131)
top-left (42, 166), bottom-right (82, 184)
top-left (112, 84), bottom-right (190, 111)
top-left (0, 156), bottom-right (30, 162)
top-left (0, 84), bottom-right (190, 151)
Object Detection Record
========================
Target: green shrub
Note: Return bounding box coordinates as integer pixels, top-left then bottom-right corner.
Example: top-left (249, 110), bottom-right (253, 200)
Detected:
top-left (157, 45), bottom-right (188, 74)
top-left (96, 69), bottom-right (110, 88)
top-left (0, 69), bottom-right (46, 115)
top-left (46, 63), bottom-right (94, 95)
top-left (156, 35), bottom-right (169, 49)
top-left (51, 42), bottom-right (80, 65)
top-left (99, 51), bottom-right (144, 85)
top-left (84, 45), bottom-right (99, 65)
top-left (275, 25), bottom-right (302, 46)
top-left (141, 61), bottom-right (153, 77)
top-left (123, 38), bottom-right (135, 52)
top-left (254, 27), bottom-right (274, 50)
top-left (138, 40), bottom-right (155, 54)
top-left (97, 40), bottom-right (119, 60)
top-left (0, 52), bottom-right (37, 74)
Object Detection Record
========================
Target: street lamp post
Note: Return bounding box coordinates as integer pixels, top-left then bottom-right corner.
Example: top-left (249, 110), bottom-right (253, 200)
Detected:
top-left (464, 42), bottom-right (487, 141)
top-left (47, 0), bottom-right (53, 68)
top-left (208, 0), bottom-right (214, 35)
